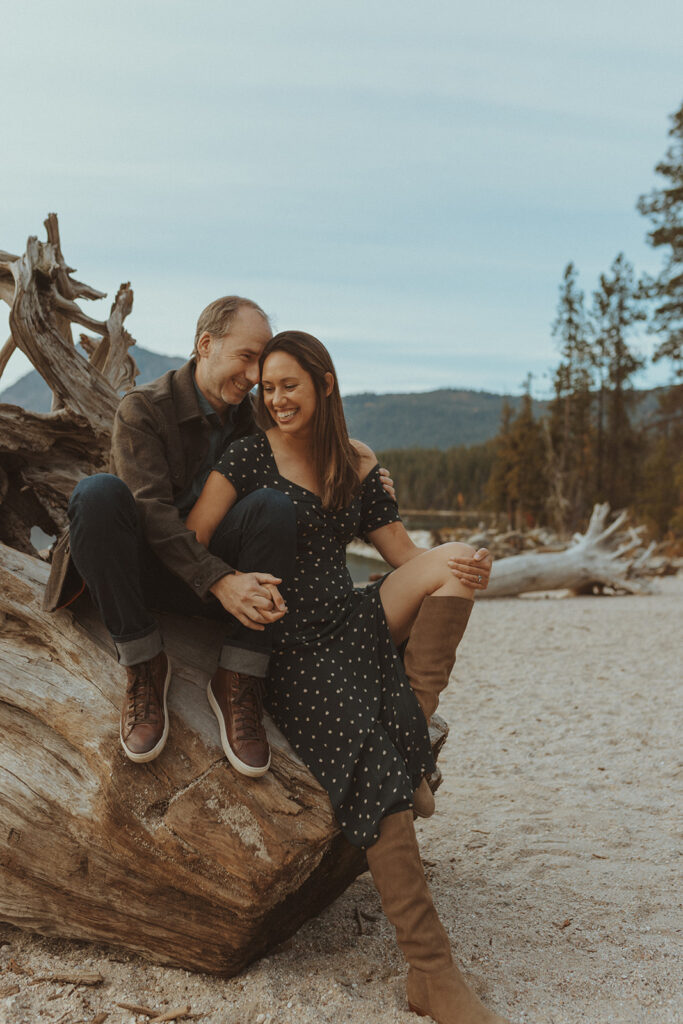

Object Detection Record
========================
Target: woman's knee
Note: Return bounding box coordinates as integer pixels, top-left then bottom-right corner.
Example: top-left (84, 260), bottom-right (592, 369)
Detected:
top-left (441, 541), bottom-right (476, 562)
top-left (423, 542), bottom-right (476, 592)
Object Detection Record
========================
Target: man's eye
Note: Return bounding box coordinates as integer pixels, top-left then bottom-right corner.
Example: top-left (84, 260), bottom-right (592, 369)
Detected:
top-left (286, 384), bottom-right (297, 391)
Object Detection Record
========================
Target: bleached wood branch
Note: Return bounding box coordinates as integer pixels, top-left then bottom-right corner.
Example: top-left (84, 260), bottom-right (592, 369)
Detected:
top-left (479, 503), bottom-right (655, 598)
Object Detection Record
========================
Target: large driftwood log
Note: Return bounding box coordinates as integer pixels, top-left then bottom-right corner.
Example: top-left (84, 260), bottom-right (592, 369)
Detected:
top-left (478, 504), bottom-right (656, 598)
top-left (0, 543), bottom-right (448, 972)
top-left (0, 217), bottom-right (449, 972)
top-left (0, 215), bottom-right (136, 552)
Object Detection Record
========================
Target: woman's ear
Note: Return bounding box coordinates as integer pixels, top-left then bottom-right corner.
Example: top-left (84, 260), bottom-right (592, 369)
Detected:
top-left (323, 372), bottom-right (334, 397)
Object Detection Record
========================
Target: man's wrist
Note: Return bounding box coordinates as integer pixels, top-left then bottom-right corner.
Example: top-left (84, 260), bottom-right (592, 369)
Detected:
top-left (208, 569), bottom-right (235, 596)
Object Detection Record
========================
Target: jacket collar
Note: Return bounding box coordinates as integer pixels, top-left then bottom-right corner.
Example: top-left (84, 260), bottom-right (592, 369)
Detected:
top-left (172, 360), bottom-right (204, 424)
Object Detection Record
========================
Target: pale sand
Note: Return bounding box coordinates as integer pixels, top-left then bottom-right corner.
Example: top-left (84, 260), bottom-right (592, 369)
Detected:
top-left (2, 577), bottom-right (681, 1024)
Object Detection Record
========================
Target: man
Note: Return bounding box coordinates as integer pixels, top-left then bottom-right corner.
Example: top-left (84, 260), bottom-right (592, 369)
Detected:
top-left (44, 295), bottom-right (491, 777)
top-left (45, 297), bottom-right (291, 777)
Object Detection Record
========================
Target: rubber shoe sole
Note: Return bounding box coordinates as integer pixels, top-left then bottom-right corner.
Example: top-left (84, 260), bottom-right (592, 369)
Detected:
top-left (119, 656), bottom-right (172, 764)
top-left (207, 679), bottom-right (271, 778)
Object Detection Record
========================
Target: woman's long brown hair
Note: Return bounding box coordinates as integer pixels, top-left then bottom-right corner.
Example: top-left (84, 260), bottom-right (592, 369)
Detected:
top-left (257, 331), bottom-right (361, 510)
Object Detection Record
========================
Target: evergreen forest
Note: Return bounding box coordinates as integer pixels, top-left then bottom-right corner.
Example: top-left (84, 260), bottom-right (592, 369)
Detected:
top-left (379, 101), bottom-right (683, 540)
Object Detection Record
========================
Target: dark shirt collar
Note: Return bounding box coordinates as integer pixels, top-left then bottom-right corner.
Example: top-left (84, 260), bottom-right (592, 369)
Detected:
top-left (191, 365), bottom-right (222, 423)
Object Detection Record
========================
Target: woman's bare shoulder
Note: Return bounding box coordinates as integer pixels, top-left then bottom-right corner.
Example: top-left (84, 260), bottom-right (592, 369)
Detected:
top-left (350, 439), bottom-right (378, 481)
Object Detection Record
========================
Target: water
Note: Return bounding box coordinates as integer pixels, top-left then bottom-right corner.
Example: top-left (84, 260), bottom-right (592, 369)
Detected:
top-left (347, 551), bottom-right (392, 585)
top-left (345, 510), bottom-right (496, 583)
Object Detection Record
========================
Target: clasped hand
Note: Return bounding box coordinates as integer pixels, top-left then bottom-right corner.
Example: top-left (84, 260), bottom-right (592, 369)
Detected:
top-left (210, 571), bottom-right (287, 630)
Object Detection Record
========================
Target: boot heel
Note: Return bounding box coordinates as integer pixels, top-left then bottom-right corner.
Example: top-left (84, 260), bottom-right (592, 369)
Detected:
top-left (408, 1004), bottom-right (428, 1017)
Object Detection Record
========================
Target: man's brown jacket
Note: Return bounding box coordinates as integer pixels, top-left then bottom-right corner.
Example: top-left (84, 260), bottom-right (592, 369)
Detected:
top-left (43, 360), bottom-right (256, 612)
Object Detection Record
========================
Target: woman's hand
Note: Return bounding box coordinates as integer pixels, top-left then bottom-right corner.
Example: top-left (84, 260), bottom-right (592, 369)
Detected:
top-left (448, 547), bottom-right (493, 591)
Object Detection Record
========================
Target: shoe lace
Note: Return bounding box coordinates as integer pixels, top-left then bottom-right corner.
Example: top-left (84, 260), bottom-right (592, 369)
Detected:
top-left (127, 662), bottom-right (160, 726)
top-left (231, 675), bottom-right (263, 742)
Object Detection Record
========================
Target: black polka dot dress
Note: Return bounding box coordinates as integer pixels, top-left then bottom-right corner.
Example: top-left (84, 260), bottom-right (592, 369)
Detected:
top-left (215, 433), bottom-right (435, 849)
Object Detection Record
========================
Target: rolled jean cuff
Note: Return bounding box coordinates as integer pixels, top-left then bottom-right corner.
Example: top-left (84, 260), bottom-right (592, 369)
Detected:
top-left (115, 627), bottom-right (163, 667)
top-left (219, 643), bottom-right (269, 677)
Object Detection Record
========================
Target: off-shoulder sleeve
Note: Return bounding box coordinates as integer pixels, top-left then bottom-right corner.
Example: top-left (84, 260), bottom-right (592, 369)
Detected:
top-left (214, 437), bottom-right (263, 501)
top-left (358, 463), bottom-right (401, 539)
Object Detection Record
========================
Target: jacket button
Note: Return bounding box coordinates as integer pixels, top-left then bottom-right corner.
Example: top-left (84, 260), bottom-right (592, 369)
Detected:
top-left (193, 578), bottom-right (201, 589)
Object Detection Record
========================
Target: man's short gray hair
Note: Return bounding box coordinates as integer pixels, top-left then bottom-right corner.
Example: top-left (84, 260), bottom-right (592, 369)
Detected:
top-left (193, 296), bottom-right (270, 355)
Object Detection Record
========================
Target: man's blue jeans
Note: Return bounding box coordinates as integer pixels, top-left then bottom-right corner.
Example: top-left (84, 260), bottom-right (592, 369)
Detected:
top-left (67, 473), bottom-right (296, 673)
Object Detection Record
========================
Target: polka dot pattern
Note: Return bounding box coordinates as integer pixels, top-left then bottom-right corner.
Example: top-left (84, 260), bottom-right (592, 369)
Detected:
top-left (215, 434), bottom-right (435, 848)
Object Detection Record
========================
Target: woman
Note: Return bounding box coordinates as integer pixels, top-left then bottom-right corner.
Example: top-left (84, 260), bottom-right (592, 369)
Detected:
top-left (187, 332), bottom-right (508, 1024)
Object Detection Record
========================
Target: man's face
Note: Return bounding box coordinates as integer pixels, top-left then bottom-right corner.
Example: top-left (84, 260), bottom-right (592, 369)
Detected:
top-left (195, 306), bottom-right (272, 413)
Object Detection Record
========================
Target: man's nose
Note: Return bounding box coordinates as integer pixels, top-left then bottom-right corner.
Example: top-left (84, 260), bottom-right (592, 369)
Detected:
top-left (245, 360), bottom-right (260, 385)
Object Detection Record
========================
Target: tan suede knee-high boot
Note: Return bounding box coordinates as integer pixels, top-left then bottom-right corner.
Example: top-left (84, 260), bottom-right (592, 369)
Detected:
top-left (366, 811), bottom-right (509, 1024)
top-left (404, 595), bottom-right (474, 724)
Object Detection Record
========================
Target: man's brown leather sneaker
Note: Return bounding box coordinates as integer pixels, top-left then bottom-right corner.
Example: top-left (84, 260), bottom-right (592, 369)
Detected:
top-left (207, 667), bottom-right (271, 777)
top-left (120, 650), bottom-right (171, 763)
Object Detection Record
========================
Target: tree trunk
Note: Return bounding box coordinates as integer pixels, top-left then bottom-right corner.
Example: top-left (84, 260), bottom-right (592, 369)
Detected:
top-left (478, 503), bottom-right (655, 598)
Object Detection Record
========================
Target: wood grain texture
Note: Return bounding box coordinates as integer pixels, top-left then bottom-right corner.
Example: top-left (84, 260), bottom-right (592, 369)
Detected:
top-left (0, 543), bottom-right (448, 973)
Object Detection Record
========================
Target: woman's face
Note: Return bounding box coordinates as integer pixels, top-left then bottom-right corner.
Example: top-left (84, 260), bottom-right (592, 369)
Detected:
top-left (261, 350), bottom-right (320, 436)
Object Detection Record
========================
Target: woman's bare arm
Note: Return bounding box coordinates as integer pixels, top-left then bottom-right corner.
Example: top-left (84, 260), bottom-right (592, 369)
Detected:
top-left (366, 520), bottom-right (427, 568)
top-left (185, 471), bottom-right (238, 546)
top-left (350, 439), bottom-right (427, 569)
top-left (351, 439), bottom-right (494, 587)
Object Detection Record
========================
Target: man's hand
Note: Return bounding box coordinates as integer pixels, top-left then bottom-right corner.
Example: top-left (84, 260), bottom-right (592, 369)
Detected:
top-left (210, 571), bottom-right (287, 630)
top-left (448, 547), bottom-right (493, 591)
top-left (378, 466), bottom-right (396, 502)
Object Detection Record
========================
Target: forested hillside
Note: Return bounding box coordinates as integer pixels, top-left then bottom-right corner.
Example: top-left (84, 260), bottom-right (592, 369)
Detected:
top-left (1, 355), bottom-right (663, 451)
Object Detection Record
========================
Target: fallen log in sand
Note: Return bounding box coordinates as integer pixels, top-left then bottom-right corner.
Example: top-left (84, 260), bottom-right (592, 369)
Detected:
top-left (0, 541), bottom-right (448, 972)
top-left (478, 503), bottom-right (656, 598)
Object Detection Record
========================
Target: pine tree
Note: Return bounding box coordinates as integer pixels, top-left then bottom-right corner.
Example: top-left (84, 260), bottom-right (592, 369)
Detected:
top-left (589, 253), bottom-right (646, 508)
top-left (487, 387), bottom-right (547, 528)
top-left (486, 401), bottom-right (515, 526)
top-left (548, 262), bottom-right (594, 530)
top-left (636, 100), bottom-right (683, 537)
top-left (637, 100), bottom-right (683, 376)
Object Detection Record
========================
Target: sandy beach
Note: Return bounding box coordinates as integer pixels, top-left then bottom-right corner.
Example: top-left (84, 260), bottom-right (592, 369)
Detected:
top-left (2, 575), bottom-right (681, 1024)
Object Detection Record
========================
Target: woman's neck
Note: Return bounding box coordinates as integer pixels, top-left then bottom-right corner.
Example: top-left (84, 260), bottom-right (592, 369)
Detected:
top-left (268, 426), bottom-right (314, 460)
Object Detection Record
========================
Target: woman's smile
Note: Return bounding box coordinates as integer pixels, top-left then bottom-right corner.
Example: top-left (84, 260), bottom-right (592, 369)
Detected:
top-left (275, 408), bottom-right (298, 423)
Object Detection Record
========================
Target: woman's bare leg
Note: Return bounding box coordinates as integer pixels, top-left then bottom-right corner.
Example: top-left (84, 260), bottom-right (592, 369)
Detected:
top-left (379, 543), bottom-right (476, 646)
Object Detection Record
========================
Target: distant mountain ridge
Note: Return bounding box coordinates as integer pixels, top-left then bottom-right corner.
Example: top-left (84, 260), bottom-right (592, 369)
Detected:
top-left (342, 389), bottom-right (550, 449)
top-left (0, 347), bottom-right (187, 415)
top-left (0, 347), bottom-right (666, 450)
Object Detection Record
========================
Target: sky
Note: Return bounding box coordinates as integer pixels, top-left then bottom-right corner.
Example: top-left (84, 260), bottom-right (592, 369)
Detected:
top-left (1, 0), bottom-right (681, 397)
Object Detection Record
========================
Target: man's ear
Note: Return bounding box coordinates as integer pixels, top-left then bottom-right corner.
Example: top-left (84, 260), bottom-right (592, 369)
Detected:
top-left (323, 372), bottom-right (334, 396)
top-left (196, 331), bottom-right (212, 359)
